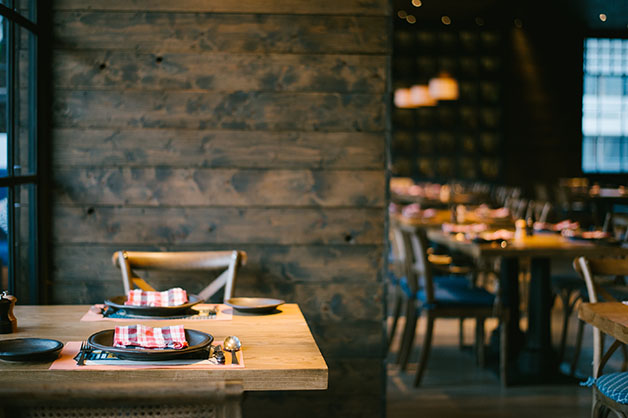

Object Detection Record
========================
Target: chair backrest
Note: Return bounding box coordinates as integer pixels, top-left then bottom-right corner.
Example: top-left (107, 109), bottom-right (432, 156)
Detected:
top-left (574, 256), bottom-right (628, 376)
top-left (389, 220), bottom-right (409, 280)
top-left (398, 226), bottom-right (435, 304)
top-left (112, 250), bottom-right (247, 302)
top-left (603, 212), bottom-right (628, 242)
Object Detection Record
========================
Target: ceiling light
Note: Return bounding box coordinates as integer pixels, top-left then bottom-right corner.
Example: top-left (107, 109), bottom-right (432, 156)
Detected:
top-left (406, 15), bottom-right (417, 24)
top-left (441, 16), bottom-right (451, 25)
top-left (599, 13), bottom-right (607, 22)
top-left (397, 10), bottom-right (407, 19)
top-left (411, 0), bottom-right (422, 7)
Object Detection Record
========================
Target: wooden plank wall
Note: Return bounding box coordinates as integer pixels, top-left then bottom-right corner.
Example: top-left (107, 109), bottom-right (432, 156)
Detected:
top-left (50, 1), bottom-right (390, 417)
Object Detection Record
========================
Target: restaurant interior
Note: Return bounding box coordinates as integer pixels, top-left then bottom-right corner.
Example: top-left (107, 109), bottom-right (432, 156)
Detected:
top-left (0, 0), bottom-right (626, 417)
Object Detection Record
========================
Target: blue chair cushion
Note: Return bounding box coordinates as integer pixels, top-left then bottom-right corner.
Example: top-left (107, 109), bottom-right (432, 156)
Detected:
top-left (399, 275), bottom-right (471, 300)
top-left (596, 372), bottom-right (628, 404)
top-left (418, 280), bottom-right (495, 308)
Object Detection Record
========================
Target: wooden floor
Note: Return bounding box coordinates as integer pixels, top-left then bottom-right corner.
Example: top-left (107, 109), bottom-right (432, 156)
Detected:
top-left (385, 299), bottom-right (619, 418)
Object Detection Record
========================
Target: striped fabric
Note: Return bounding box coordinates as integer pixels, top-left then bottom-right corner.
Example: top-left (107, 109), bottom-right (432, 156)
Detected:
top-left (595, 372), bottom-right (628, 404)
top-left (125, 288), bottom-right (188, 307)
top-left (113, 324), bottom-right (188, 349)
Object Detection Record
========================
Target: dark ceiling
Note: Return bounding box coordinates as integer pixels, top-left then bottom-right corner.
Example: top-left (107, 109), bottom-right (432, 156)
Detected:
top-left (393, 0), bottom-right (628, 31)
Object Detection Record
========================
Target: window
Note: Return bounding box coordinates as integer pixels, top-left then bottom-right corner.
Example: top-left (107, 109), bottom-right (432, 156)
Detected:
top-left (0, 1), bottom-right (42, 303)
top-left (582, 37), bottom-right (628, 173)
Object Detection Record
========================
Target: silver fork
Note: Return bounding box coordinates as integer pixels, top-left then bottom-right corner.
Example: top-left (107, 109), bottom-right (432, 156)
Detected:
top-left (77, 341), bottom-right (90, 366)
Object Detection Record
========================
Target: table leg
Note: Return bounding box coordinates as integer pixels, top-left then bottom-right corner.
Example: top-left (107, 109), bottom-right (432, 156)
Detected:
top-left (518, 257), bottom-right (557, 381)
top-left (498, 257), bottom-right (524, 375)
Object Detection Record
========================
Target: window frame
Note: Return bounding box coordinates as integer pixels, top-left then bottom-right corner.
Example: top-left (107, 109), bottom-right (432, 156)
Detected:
top-left (0, 0), bottom-right (50, 304)
top-left (580, 30), bottom-right (628, 180)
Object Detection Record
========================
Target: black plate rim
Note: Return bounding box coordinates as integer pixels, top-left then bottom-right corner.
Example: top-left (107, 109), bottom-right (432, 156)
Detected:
top-left (104, 294), bottom-right (203, 316)
top-left (0, 337), bottom-right (64, 361)
top-left (225, 297), bottom-right (285, 313)
top-left (87, 328), bottom-right (213, 360)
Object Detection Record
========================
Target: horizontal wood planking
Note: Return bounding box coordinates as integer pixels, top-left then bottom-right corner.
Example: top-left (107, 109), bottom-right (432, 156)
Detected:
top-left (50, 280), bottom-right (383, 324)
top-left (51, 244), bottom-right (383, 285)
top-left (52, 206), bottom-right (385, 245)
top-left (52, 51), bottom-right (387, 93)
top-left (52, 129), bottom-right (385, 170)
top-left (244, 392), bottom-right (383, 418)
top-left (53, 0), bottom-right (391, 16)
top-left (54, 13), bottom-right (388, 54)
top-left (53, 90), bottom-right (386, 132)
top-left (53, 168), bottom-right (386, 207)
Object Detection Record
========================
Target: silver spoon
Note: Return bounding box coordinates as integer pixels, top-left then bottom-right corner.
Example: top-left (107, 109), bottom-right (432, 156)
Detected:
top-left (223, 336), bottom-right (242, 365)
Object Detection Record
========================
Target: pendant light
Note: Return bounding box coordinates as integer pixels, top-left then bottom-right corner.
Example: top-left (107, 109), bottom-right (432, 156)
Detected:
top-left (428, 72), bottom-right (459, 101)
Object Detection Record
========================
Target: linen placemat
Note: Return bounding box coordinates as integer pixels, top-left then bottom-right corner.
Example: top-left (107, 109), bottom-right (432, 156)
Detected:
top-left (49, 341), bottom-right (244, 370)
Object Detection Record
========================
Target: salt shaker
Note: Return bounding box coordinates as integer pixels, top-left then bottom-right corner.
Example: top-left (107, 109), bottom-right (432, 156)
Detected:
top-left (0, 291), bottom-right (17, 334)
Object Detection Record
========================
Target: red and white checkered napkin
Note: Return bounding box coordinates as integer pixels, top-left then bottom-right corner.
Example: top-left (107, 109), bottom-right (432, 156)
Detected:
top-left (113, 324), bottom-right (189, 349)
top-left (124, 287), bottom-right (188, 307)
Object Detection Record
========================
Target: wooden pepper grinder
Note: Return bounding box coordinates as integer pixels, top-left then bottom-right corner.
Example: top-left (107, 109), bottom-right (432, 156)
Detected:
top-left (0, 290), bottom-right (17, 334)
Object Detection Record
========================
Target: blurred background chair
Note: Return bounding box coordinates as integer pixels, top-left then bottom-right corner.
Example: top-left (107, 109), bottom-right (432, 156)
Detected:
top-left (394, 226), bottom-right (508, 386)
top-left (0, 381), bottom-right (243, 418)
top-left (112, 250), bottom-right (247, 303)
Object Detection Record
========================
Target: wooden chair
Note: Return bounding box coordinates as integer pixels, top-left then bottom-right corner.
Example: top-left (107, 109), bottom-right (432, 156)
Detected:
top-left (112, 250), bottom-right (247, 302)
top-left (388, 220), bottom-right (475, 356)
top-left (574, 256), bottom-right (628, 418)
top-left (556, 218), bottom-right (628, 373)
top-left (396, 226), bottom-right (508, 386)
top-left (0, 381), bottom-right (243, 418)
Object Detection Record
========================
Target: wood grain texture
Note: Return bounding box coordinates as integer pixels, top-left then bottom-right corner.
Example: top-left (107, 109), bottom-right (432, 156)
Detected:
top-left (53, 0), bottom-right (391, 16)
top-left (51, 244), bottom-right (383, 286)
top-left (52, 206), bottom-right (385, 245)
top-left (578, 302), bottom-right (628, 345)
top-left (54, 12), bottom-right (388, 54)
top-left (53, 90), bottom-right (386, 132)
top-left (53, 51), bottom-right (387, 93)
top-left (53, 168), bottom-right (386, 207)
top-left (52, 128), bottom-right (385, 169)
top-left (244, 392), bottom-right (382, 418)
top-left (0, 304), bottom-right (328, 392)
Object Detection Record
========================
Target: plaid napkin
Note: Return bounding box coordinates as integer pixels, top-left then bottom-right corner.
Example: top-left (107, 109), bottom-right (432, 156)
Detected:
top-left (113, 324), bottom-right (188, 349)
top-left (125, 287), bottom-right (188, 307)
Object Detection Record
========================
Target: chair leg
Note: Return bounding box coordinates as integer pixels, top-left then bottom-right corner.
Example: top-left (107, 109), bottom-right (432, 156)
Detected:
top-left (459, 318), bottom-right (465, 350)
top-left (621, 344), bottom-right (628, 372)
top-left (499, 311), bottom-right (509, 387)
top-left (398, 301), bottom-right (418, 371)
top-left (414, 312), bottom-right (435, 387)
top-left (570, 319), bottom-right (585, 376)
top-left (475, 317), bottom-right (486, 368)
top-left (557, 289), bottom-right (576, 364)
top-left (387, 293), bottom-right (403, 353)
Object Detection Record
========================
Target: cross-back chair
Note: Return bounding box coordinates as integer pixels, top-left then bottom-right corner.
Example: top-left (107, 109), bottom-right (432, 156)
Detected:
top-left (574, 256), bottom-right (628, 418)
top-left (396, 226), bottom-right (509, 386)
top-left (112, 250), bottom-right (247, 303)
top-left (556, 218), bottom-right (628, 375)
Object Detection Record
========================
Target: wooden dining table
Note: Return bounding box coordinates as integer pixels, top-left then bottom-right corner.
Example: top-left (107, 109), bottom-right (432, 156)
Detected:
top-left (426, 229), bottom-right (628, 383)
top-left (578, 302), bottom-right (628, 345)
top-left (0, 304), bottom-right (328, 412)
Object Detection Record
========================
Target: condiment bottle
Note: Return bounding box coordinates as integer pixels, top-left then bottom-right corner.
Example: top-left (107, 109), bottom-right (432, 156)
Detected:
top-left (515, 219), bottom-right (527, 241)
top-left (0, 291), bottom-right (17, 334)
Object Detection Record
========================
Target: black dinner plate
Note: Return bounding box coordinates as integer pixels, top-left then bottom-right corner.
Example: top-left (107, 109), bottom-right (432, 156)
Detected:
top-left (104, 294), bottom-right (203, 317)
top-left (0, 338), bottom-right (64, 362)
top-left (225, 297), bottom-right (285, 313)
top-left (87, 329), bottom-right (213, 361)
